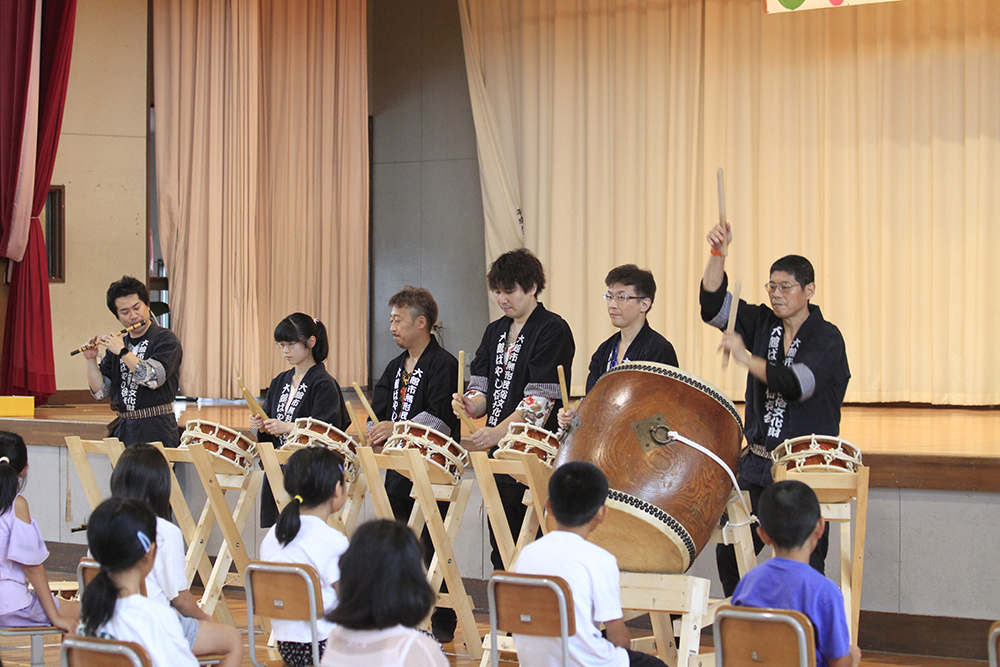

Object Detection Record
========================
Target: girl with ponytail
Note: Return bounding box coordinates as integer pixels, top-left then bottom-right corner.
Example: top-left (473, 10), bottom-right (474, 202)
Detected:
top-left (260, 447), bottom-right (348, 667)
top-left (81, 497), bottom-right (197, 667)
top-left (251, 313), bottom-right (351, 528)
top-left (0, 430), bottom-right (79, 631)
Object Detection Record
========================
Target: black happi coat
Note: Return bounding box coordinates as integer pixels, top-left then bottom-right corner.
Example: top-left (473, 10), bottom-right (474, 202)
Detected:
top-left (258, 363), bottom-right (350, 448)
top-left (585, 320), bottom-right (679, 393)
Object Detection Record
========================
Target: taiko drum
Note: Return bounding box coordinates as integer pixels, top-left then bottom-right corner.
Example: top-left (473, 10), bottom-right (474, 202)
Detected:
top-left (555, 362), bottom-right (743, 573)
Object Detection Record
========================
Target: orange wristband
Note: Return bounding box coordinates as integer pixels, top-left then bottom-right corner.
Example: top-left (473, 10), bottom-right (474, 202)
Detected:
top-left (710, 248), bottom-right (723, 257)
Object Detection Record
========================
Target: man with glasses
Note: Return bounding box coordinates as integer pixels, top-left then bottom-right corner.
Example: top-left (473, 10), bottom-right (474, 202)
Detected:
top-left (700, 222), bottom-right (850, 596)
top-left (558, 264), bottom-right (678, 428)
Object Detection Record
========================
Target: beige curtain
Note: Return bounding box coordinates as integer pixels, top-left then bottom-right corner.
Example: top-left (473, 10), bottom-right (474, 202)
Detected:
top-left (153, 0), bottom-right (368, 398)
top-left (459, 0), bottom-right (1000, 405)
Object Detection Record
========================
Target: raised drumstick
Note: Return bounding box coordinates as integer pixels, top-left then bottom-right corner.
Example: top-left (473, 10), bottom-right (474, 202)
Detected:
top-left (557, 365), bottom-right (571, 409)
top-left (458, 350), bottom-right (465, 395)
top-left (722, 280), bottom-right (742, 369)
top-left (237, 376), bottom-right (268, 419)
top-left (345, 402), bottom-right (368, 448)
top-left (718, 167), bottom-right (729, 257)
top-left (352, 381), bottom-right (379, 425)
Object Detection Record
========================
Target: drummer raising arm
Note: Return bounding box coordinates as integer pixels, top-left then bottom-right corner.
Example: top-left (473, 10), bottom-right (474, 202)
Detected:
top-left (701, 221), bottom-right (850, 595)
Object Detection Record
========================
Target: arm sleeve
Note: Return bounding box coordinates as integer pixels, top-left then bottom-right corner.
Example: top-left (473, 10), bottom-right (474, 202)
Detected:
top-left (143, 332), bottom-right (182, 389)
top-left (816, 584), bottom-right (852, 663)
top-left (302, 373), bottom-right (348, 429)
top-left (9, 517), bottom-right (50, 566)
top-left (93, 352), bottom-right (115, 400)
top-left (370, 362), bottom-right (394, 422)
top-left (700, 272), bottom-right (764, 352)
top-left (467, 329), bottom-right (492, 396)
top-left (768, 325), bottom-right (848, 402)
top-left (411, 353), bottom-right (459, 434)
top-left (585, 346), bottom-right (604, 394)
top-left (591, 554), bottom-right (625, 624)
top-left (647, 339), bottom-right (679, 368)
top-left (524, 320), bottom-right (575, 403)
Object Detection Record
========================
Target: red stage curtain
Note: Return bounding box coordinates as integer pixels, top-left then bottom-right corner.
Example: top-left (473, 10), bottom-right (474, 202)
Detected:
top-left (0, 0), bottom-right (35, 256)
top-left (1, 0), bottom-right (77, 403)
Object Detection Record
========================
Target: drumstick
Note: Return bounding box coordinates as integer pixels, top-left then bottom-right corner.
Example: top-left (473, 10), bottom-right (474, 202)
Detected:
top-left (458, 350), bottom-right (465, 395)
top-left (717, 167), bottom-right (728, 257)
top-left (557, 365), bottom-right (571, 408)
top-left (452, 399), bottom-right (478, 435)
top-left (352, 381), bottom-right (379, 425)
top-left (69, 321), bottom-right (147, 356)
top-left (345, 402), bottom-right (368, 448)
top-left (237, 376), bottom-right (268, 419)
top-left (722, 280), bottom-right (742, 369)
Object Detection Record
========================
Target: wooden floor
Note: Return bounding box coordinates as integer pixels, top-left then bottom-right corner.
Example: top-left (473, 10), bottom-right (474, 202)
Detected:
top-left (7, 399), bottom-right (1000, 459)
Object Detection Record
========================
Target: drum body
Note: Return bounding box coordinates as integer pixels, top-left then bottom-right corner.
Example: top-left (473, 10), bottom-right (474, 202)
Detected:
top-left (285, 417), bottom-right (361, 482)
top-left (771, 434), bottom-right (862, 475)
top-left (180, 420), bottom-right (258, 475)
top-left (496, 423), bottom-right (560, 467)
top-left (383, 421), bottom-right (469, 485)
top-left (555, 362), bottom-right (743, 574)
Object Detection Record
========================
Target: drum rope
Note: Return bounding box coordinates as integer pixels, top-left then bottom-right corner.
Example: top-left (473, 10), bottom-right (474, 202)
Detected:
top-left (668, 431), bottom-right (755, 523)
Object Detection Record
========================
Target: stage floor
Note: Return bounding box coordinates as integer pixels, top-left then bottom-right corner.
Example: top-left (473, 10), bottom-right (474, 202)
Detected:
top-left (3, 400), bottom-right (998, 491)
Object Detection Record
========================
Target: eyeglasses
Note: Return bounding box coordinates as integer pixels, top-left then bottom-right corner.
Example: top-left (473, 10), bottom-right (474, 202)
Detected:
top-left (764, 282), bottom-right (801, 294)
top-left (275, 342), bottom-right (301, 351)
top-left (602, 292), bottom-right (647, 303)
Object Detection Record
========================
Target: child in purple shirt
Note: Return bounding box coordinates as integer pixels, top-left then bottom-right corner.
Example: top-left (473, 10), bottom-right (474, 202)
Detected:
top-left (732, 481), bottom-right (860, 667)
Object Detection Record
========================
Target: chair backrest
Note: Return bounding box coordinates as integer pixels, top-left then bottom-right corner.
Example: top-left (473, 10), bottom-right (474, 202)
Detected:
top-left (245, 560), bottom-right (323, 667)
top-left (714, 605), bottom-right (817, 667)
top-left (61, 635), bottom-right (152, 667)
top-left (989, 620), bottom-right (1000, 667)
top-left (78, 558), bottom-right (147, 597)
top-left (488, 572), bottom-right (575, 667)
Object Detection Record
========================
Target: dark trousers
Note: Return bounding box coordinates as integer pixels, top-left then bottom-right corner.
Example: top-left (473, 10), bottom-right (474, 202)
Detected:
top-left (489, 476), bottom-right (531, 572)
top-left (385, 470), bottom-right (457, 631)
top-left (716, 478), bottom-right (830, 597)
top-left (627, 648), bottom-right (670, 667)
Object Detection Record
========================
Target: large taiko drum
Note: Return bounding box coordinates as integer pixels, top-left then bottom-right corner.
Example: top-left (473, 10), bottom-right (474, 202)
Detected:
top-left (285, 417), bottom-right (361, 482)
top-left (555, 362), bottom-right (743, 574)
top-left (180, 420), bottom-right (258, 476)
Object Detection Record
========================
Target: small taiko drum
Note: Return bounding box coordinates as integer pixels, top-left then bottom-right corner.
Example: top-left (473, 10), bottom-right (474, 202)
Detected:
top-left (556, 362), bottom-right (744, 574)
top-left (771, 434), bottom-right (862, 476)
top-left (285, 417), bottom-right (361, 482)
top-left (383, 421), bottom-right (469, 485)
top-left (180, 420), bottom-right (258, 476)
top-left (496, 422), bottom-right (560, 467)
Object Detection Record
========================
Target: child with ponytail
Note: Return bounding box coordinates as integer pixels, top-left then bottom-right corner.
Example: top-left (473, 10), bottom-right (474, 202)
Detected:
top-left (251, 312), bottom-right (351, 528)
top-left (0, 430), bottom-right (79, 631)
top-left (260, 446), bottom-right (348, 667)
top-left (80, 497), bottom-right (197, 667)
top-left (110, 444), bottom-right (242, 667)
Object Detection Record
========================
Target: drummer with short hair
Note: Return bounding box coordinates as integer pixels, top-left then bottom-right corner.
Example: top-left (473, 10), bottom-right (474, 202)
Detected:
top-left (557, 264), bottom-right (678, 429)
top-left (700, 222), bottom-right (850, 596)
top-left (367, 286), bottom-right (460, 641)
top-left (250, 313), bottom-right (350, 528)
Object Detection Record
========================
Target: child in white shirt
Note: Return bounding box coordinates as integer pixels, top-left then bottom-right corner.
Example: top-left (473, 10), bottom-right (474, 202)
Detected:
top-left (260, 446), bottom-right (349, 667)
top-left (513, 461), bottom-right (668, 667)
top-left (80, 497), bottom-right (198, 667)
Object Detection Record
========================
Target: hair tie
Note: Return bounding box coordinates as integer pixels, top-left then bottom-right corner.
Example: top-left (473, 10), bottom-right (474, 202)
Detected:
top-left (294, 495), bottom-right (304, 504)
top-left (338, 463), bottom-right (344, 476)
top-left (136, 531), bottom-right (152, 554)
top-left (0, 456), bottom-right (9, 465)
top-left (313, 318), bottom-right (319, 324)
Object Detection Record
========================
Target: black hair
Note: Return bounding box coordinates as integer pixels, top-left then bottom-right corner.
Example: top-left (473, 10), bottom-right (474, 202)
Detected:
top-left (274, 313), bottom-right (329, 364)
top-left (547, 461), bottom-right (609, 527)
top-left (758, 480), bottom-right (822, 550)
top-left (275, 447), bottom-right (346, 547)
top-left (388, 286), bottom-right (439, 329)
top-left (110, 443), bottom-right (172, 520)
top-left (327, 519), bottom-right (434, 629)
top-left (106, 276), bottom-right (150, 314)
top-left (0, 431), bottom-right (28, 516)
top-left (487, 248), bottom-right (546, 296)
top-left (82, 498), bottom-right (157, 636)
top-left (769, 255), bottom-right (815, 288)
top-left (605, 264), bottom-right (657, 307)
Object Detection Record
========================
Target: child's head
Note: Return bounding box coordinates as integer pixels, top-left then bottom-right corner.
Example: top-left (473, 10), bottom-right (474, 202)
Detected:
top-left (82, 498), bottom-right (158, 635)
top-left (757, 480), bottom-right (822, 550)
top-left (275, 447), bottom-right (346, 547)
top-left (110, 443), bottom-right (172, 520)
top-left (0, 431), bottom-right (28, 515)
top-left (328, 519), bottom-right (434, 630)
top-left (274, 313), bottom-right (329, 364)
top-left (547, 461), bottom-right (609, 527)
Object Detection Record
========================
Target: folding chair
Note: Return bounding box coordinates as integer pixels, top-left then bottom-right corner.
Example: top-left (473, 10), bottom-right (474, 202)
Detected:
top-left (989, 620), bottom-right (1000, 667)
top-left (713, 605), bottom-right (816, 667)
top-left (0, 625), bottom-right (65, 667)
top-left (60, 634), bottom-right (151, 667)
top-left (486, 572), bottom-right (575, 667)
top-left (245, 560), bottom-right (325, 667)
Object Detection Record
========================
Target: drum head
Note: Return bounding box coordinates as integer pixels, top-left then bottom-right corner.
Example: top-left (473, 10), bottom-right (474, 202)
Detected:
top-left (556, 362), bottom-right (743, 573)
